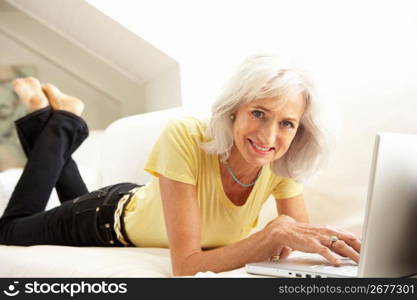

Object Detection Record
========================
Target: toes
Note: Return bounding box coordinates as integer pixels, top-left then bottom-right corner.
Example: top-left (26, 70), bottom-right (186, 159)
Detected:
top-left (11, 77), bottom-right (48, 112)
top-left (41, 84), bottom-right (84, 116)
top-left (42, 83), bottom-right (62, 100)
top-left (12, 77), bottom-right (41, 95)
top-left (12, 78), bottom-right (26, 92)
top-left (41, 83), bottom-right (52, 95)
top-left (12, 79), bottom-right (30, 98)
top-left (12, 78), bottom-right (22, 88)
top-left (26, 76), bottom-right (41, 88)
top-left (42, 84), bottom-right (60, 109)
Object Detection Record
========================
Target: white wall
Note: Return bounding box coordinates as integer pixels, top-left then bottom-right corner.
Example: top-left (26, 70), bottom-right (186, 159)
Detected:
top-left (142, 65), bottom-right (181, 113)
top-left (85, 0), bottom-right (417, 235)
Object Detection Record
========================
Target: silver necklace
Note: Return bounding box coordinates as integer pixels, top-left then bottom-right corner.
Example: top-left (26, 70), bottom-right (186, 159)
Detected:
top-left (224, 162), bottom-right (262, 188)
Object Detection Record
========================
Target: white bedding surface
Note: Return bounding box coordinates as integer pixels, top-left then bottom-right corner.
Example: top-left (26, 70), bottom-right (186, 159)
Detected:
top-left (0, 246), bottom-right (171, 278)
top-left (0, 245), bottom-right (261, 278)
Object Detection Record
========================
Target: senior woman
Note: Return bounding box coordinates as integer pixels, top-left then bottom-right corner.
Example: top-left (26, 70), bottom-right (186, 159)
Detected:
top-left (0, 55), bottom-right (360, 276)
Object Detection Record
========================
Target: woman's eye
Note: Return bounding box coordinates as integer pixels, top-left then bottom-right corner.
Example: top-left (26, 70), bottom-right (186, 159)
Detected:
top-left (251, 110), bottom-right (264, 119)
top-left (281, 121), bottom-right (294, 129)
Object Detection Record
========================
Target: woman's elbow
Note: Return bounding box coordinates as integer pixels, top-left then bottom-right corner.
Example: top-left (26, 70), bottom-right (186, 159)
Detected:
top-left (171, 251), bottom-right (201, 277)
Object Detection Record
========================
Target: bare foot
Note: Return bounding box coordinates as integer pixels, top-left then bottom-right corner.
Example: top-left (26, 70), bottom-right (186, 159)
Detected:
top-left (42, 84), bottom-right (84, 116)
top-left (12, 77), bottom-right (49, 113)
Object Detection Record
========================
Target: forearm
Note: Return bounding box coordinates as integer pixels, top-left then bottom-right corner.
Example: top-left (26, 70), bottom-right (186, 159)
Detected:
top-left (176, 228), bottom-right (278, 276)
top-left (276, 195), bottom-right (309, 223)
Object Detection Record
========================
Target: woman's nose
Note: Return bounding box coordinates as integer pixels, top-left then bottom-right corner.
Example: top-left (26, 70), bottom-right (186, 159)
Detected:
top-left (259, 122), bottom-right (278, 146)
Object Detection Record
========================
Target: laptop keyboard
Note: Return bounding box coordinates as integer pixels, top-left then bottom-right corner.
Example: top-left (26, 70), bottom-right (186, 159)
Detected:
top-left (289, 253), bottom-right (358, 277)
top-left (310, 263), bottom-right (357, 276)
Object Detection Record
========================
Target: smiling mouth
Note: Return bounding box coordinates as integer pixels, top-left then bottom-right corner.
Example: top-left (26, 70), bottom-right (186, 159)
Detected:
top-left (248, 139), bottom-right (275, 153)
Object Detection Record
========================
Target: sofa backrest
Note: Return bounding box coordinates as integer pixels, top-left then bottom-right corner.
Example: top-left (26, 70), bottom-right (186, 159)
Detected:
top-left (100, 107), bottom-right (185, 186)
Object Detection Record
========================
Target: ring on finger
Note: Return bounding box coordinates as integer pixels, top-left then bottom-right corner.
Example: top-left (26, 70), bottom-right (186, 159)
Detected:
top-left (329, 235), bottom-right (339, 249)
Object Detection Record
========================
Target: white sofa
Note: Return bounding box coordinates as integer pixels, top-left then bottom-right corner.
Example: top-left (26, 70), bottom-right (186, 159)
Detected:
top-left (0, 107), bottom-right (364, 277)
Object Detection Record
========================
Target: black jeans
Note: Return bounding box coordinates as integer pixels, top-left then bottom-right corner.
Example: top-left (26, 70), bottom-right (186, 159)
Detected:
top-left (0, 107), bottom-right (138, 246)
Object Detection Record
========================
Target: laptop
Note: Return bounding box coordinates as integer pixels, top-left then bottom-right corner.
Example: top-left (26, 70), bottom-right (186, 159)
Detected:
top-left (246, 132), bottom-right (417, 278)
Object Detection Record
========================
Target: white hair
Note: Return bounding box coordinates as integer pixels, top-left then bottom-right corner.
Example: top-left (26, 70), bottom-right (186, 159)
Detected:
top-left (201, 54), bottom-right (329, 182)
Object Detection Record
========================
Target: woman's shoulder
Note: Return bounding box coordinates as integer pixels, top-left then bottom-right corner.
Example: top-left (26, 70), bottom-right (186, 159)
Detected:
top-left (165, 116), bottom-right (208, 142)
top-left (262, 165), bottom-right (303, 188)
top-left (263, 166), bottom-right (303, 198)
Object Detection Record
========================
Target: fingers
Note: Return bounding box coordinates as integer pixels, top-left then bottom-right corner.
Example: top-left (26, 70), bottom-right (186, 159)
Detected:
top-left (278, 246), bottom-right (292, 260)
top-left (318, 230), bottom-right (360, 264)
top-left (337, 231), bottom-right (361, 253)
top-left (304, 225), bottom-right (360, 265)
top-left (316, 244), bottom-right (342, 266)
top-left (331, 240), bottom-right (360, 263)
top-left (319, 225), bottom-right (361, 252)
top-left (272, 222), bottom-right (361, 267)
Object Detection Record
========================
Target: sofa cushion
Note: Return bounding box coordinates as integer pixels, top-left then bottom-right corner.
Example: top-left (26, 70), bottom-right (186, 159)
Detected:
top-left (100, 107), bottom-right (185, 186)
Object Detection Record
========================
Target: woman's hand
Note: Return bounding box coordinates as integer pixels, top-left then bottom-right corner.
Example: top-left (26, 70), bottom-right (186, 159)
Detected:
top-left (265, 215), bottom-right (361, 266)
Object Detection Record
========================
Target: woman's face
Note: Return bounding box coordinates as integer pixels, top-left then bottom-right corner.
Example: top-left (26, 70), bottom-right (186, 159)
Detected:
top-left (231, 93), bottom-right (306, 168)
